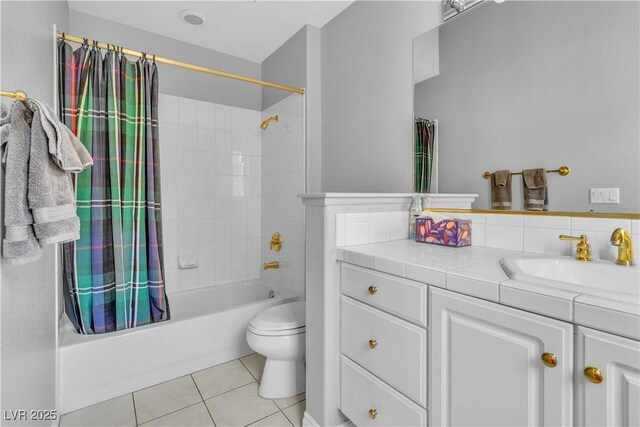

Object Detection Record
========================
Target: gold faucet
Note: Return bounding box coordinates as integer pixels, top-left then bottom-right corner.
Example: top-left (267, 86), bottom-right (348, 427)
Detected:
top-left (610, 228), bottom-right (635, 266)
top-left (263, 261), bottom-right (280, 270)
top-left (559, 234), bottom-right (592, 262)
top-left (270, 232), bottom-right (282, 252)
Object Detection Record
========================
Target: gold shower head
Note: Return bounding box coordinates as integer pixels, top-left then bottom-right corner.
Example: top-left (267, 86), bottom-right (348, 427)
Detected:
top-left (260, 115), bottom-right (279, 130)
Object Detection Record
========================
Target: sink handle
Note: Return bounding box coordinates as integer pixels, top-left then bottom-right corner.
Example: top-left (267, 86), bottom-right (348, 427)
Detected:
top-left (559, 234), bottom-right (592, 262)
top-left (559, 234), bottom-right (583, 241)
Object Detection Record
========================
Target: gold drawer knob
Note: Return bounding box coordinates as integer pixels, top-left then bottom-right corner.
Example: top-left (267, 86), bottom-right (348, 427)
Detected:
top-left (541, 352), bottom-right (558, 368)
top-left (369, 409), bottom-right (378, 419)
top-left (369, 339), bottom-right (378, 349)
top-left (584, 367), bottom-right (604, 384)
top-left (368, 286), bottom-right (378, 295)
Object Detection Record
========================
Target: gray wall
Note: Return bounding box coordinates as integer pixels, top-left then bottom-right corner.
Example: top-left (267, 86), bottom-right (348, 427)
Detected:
top-left (262, 26), bottom-right (307, 111)
top-left (320, 1), bottom-right (440, 193)
top-left (69, 10), bottom-right (262, 110)
top-left (261, 24), bottom-right (323, 193)
top-left (305, 25), bottom-right (322, 193)
top-left (415, 1), bottom-right (640, 212)
top-left (0, 2), bottom-right (68, 424)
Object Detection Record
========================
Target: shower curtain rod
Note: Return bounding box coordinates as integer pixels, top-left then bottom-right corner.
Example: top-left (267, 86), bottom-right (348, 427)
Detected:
top-left (57, 33), bottom-right (305, 95)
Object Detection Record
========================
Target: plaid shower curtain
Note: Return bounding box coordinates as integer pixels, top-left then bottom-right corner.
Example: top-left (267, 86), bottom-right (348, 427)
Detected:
top-left (58, 40), bottom-right (169, 334)
top-left (414, 118), bottom-right (435, 193)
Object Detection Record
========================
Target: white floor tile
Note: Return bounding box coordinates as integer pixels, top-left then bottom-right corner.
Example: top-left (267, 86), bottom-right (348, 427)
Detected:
top-left (240, 353), bottom-right (266, 381)
top-left (192, 360), bottom-right (256, 400)
top-left (248, 411), bottom-right (293, 427)
top-left (134, 376), bottom-right (202, 424)
top-left (205, 382), bottom-right (279, 427)
top-left (273, 393), bottom-right (305, 410)
top-left (60, 394), bottom-right (136, 427)
top-left (282, 401), bottom-right (305, 427)
top-left (140, 403), bottom-right (214, 427)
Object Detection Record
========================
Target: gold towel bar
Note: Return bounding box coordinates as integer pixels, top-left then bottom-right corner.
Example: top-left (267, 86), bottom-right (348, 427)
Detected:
top-left (482, 166), bottom-right (570, 180)
top-left (0, 90), bottom-right (28, 102)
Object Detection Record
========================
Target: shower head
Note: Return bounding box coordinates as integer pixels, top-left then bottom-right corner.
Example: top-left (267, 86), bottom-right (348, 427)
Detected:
top-left (260, 115), bottom-right (278, 130)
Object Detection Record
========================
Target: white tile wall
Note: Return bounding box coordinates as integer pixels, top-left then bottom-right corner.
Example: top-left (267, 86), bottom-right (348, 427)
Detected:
top-left (336, 212), bottom-right (409, 247)
top-left (159, 94), bottom-right (262, 294)
top-left (261, 94), bottom-right (306, 299)
top-left (437, 211), bottom-right (636, 262)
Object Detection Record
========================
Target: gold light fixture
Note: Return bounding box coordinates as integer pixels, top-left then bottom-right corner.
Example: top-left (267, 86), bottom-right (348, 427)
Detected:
top-left (260, 115), bottom-right (279, 130)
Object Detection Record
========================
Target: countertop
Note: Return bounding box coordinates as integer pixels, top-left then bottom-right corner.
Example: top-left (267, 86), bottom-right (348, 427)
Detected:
top-left (336, 239), bottom-right (640, 341)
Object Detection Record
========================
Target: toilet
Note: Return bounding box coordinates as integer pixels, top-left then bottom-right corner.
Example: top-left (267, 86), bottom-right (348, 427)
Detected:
top-left (246, 301), bottom-right (306, 399)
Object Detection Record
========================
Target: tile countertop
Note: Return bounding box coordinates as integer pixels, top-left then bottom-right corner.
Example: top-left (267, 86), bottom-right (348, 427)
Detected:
top-left (336, 239), bottom-right (640, 341)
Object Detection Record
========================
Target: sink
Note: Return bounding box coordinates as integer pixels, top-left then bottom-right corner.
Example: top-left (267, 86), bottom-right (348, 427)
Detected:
top-left (500, 254), bottom-right (640, 297)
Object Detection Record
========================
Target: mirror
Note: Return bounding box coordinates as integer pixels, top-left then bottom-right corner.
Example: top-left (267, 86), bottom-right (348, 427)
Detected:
top-left (413, 1), bottom-right (639, 213)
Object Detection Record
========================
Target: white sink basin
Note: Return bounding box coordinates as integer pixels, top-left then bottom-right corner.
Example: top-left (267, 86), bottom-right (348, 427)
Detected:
top-left (500, 254), bottom-right (640, 297)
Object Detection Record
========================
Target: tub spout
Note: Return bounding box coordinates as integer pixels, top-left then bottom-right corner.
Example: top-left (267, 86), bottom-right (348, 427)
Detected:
top-left (263, 261), bottom-right (280, 270)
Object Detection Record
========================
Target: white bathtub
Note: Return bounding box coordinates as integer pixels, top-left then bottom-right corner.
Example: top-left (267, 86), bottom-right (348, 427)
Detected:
top-left (59, 280), bottom-right (296, 413)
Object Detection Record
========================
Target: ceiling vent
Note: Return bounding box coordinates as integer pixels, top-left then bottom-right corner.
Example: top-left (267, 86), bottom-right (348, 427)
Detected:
top-left (180, 10), bottom-right (206, 26)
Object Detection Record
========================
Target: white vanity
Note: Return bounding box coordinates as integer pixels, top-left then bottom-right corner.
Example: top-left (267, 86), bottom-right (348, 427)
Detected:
top-left (301, 194), bottom-right (640, 427)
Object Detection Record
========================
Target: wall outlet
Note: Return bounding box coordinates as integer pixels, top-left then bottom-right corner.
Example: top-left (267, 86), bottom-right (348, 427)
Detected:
top-left (589, 188), bottom-right (620, 204)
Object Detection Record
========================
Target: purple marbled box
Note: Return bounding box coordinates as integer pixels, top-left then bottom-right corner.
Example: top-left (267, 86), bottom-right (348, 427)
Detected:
top-left (415, 217), bottom-right (471, 247)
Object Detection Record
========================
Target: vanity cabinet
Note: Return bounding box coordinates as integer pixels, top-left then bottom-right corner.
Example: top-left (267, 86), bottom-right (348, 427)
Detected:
top-left (430, 288), bottom-right (574, 427)
top-left (339, 263), bottom-right (429, 426)
top-left (576, 326), bottom-right (640, 427)
top-left (337, 260), bottom-right (639, 427)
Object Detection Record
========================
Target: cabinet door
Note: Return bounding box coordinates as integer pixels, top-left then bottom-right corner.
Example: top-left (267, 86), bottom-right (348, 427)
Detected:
top-left (576, 326), bottom-right (640, 427)
top-left (431, 288), bottom-right (573, 427)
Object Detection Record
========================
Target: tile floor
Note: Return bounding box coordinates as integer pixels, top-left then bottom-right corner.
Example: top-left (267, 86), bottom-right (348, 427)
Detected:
top-left (60, 353), bottom-right (305, 427)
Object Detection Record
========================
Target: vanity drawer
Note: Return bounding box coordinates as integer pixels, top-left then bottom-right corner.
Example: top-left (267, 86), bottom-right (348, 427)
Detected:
top-left (341, 356), bottom-right (427, 427)
top-left (341, 296), bottom-right (427, 406)
top-left (341, 263), bottom-right (428, 326)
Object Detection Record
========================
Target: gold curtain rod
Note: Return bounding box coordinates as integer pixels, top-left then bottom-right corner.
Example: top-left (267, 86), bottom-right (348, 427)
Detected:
top-left (57, 33), bottom-right (305, 95)
top-left (0, 90), bottom-right (28, 102)
top-left (482, 166), bottom-right (570, 180)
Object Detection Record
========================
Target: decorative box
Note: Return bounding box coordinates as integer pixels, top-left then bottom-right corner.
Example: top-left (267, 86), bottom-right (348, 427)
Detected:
top-left (415, 217), bottom-right (471, 247)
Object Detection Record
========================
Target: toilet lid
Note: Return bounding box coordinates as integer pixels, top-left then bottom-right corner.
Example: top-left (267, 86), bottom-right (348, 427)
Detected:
top-left (249, 301), bottom-right (305, 332)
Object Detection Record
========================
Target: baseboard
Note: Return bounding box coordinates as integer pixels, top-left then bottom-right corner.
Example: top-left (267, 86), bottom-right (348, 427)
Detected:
top-left (302, 412), bottom-right (319, 427)
top-left (302, 411), bottom-right (354, 427)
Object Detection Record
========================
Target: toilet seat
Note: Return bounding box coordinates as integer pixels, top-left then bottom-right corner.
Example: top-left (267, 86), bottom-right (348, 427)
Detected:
top-left (248, 324), bottom-right (306, 336)
top-left (248, 301), bottom-right (305, 336)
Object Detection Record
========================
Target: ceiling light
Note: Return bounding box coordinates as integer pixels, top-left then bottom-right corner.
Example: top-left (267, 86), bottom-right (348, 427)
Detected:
top-left (180, 10), bottom-right (205, 26)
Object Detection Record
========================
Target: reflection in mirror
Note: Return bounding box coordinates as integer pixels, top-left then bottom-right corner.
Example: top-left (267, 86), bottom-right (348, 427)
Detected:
top-left (413, 1), bottom-right (639, 213)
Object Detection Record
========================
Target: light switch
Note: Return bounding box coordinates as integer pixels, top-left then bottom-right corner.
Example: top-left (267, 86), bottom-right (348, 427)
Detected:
top-left (589, 188), bottom-right (620, 204)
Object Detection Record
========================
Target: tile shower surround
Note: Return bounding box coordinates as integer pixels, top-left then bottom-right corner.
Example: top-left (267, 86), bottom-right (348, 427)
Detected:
top-left (261, 94), bottom-right (305, 300)
top-left (158, 95), bottom-right (262, 293)
top-left (336, 211), bottom-right (639, 263)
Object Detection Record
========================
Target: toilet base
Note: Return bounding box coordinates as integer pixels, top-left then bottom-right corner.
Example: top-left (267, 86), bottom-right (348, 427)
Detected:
top-left (258, 359), bottom-right (305, 399)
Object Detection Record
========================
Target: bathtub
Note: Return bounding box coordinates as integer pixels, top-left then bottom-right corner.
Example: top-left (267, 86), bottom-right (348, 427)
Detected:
top-left (59, 280), bottom-right (296, 414)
